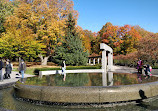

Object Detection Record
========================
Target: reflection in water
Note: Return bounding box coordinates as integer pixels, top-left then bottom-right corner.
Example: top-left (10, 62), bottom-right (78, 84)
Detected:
top-left (24, 73), bottom-right (158, 87)
top-left (102, 71), bottom-right (114, 86)
top-left (108, 72), bottom-right (114, 86)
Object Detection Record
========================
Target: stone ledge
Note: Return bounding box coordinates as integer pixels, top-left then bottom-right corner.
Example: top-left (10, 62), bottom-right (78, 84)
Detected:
top-left (0, 82), bottom-right (15, 90)
top-left (39, 69), bottom-right (103, 76)
top-left (14, 81), bottom-right (158, 103)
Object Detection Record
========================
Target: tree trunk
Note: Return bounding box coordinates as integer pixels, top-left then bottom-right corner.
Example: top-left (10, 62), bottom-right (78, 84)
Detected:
top-left (19, 57), bottom-right (21, 63)
top-left (38, 54), bottom-right (49, 66)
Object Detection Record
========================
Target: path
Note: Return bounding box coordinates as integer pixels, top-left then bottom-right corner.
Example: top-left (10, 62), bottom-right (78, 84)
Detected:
top-left (113, 65), bottom-right (158, 75)
top-left (0, 69), bottom-right (34, 86)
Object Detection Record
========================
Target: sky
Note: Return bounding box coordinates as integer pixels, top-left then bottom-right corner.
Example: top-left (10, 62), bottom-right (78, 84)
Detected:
top-left (73, 0), bottom-right (158, 33)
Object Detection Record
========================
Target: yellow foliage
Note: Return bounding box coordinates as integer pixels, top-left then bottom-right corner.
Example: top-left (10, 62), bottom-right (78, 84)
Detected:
top-left (1, 0), bottom-right (78, 58)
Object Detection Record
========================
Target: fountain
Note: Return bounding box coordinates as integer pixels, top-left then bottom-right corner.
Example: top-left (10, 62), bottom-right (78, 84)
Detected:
top-left (13, 43), bottom-right (158, 104)
top-left (1, 43), bottom-right (158, 111)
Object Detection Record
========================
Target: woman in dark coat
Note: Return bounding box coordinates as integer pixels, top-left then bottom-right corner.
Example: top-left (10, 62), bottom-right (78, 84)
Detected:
top-left (5, 61), bottom-right (12, 79)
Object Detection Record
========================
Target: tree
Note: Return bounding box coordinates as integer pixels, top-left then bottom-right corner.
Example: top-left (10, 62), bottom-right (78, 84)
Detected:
top-left (0, 0), bottom-right (14, 35)
top-left (102, 24), bottom-right (121, 55)
top-left (119, 25), bottom-right (141, 54)
top-left (100, 23), bottom-right (141, 55)
top-left (0, 24), bottom-right (45, 60)
top-left (99, 22), bottom-right (112, 38)
top-left (77, 28), bottom-right (93, 54)
top-left (91, 32), bottom-right (100, 55)
top-left (2, 0), bottom-right (78, 65)
top-left (54, 13), bottom-right (88, 66)
top-left (134, 25), bottom-right (150, 38)
top-left (137, 33), bottom-right (158, 65)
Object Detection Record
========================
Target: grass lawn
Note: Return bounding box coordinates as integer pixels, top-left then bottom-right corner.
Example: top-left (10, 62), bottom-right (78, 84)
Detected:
top-left (13, 65), bottom-right (101, 75)
top-left (13, 67), bottom-right (37, 75)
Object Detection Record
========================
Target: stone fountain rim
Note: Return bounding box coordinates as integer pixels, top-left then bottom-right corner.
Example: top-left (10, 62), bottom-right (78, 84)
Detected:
top-left (14, 76), bottom-right (158, 103)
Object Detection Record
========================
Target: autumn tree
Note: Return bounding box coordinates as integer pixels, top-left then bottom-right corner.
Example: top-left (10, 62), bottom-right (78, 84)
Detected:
top-left (77, 28), bottom-right (94, 54)
top-left (2, 0), bottom-right (78, 65)
top-left (134, 25), bottom-right (150, 38)
top-left (102, 24), bottom-right (121, 55)
top-left (91, 32), bottom-right (100, 55)
top-left (100, 23), bottom-right (141, 55)
top-left (119, 25), bottom-right (141, 54)
top-left (99, 22), bottom-right (112, 38)
top-left (0, 15), bottom-right (45, 60)
top-left (137, 32), bottom-right (158, 65)
top-left (0, 0), bottom-right (14, 35)
top-left (54, 13), bottom-right (88, 66)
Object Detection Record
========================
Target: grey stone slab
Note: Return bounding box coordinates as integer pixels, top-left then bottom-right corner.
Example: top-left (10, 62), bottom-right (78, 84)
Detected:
top-left (147, 81), bottom-right (158, 97)
top-left (14, 83), bottom-right (42, 100)
top-left (14, 80), bottom-right (158, 103)
top-left (99, 84), bottom-right (152, 102)
top-left (41, 86), bottom-right (100, 103)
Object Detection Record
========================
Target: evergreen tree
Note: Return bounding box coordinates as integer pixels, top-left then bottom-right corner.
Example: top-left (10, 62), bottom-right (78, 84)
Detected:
top-left (54, 13), bottom-right (88, 66)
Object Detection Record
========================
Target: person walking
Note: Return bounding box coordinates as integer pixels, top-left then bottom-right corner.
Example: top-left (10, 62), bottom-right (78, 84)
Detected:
top-left (19, 59), bottom-right (26, 81)
top-left (5, 61), bottom-right (12, 79)
top-left (61, 61), bottom-right (66, 81)
top-left (0, 58), bottom-right (4, 81)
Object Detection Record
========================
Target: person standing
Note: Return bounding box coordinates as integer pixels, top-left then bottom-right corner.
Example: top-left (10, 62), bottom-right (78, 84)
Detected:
top-left (5, 61), bottom-right (12, 79)
top-left (0, 58), bottom-right (4, 81)
top-left (19, 60), bottom-right (26, 80)
top-left (61, 61), bottom-right (66, 81)
top-left (137, 59), bottom-right (143, 74)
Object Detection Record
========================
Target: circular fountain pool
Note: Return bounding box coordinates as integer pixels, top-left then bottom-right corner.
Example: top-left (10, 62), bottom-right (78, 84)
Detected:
top-left (14, 73), bottom-right (158, 103)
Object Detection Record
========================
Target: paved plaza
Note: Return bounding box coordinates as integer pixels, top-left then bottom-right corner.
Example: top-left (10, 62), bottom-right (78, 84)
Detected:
top-left (0, 69), bottom-right (34, 86)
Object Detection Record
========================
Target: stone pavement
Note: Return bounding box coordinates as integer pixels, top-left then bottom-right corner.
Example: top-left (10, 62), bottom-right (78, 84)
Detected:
top-left (113, 65), bottom-right (158, 75)
top-left (0, 69), bottom-right (34, 86)
top-left (113, 65), bottom-right (137, 73)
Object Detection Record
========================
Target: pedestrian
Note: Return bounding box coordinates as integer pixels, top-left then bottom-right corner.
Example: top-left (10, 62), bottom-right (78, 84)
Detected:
top-left (19, 59), bottom-right (26, 81)
top-left (137, 58), bottom-right (143, 74)
top-left (5, 60), bottom-right (12, 79)
top-left (143, 64), bottom-right (152, 79)
top-left (0, 58), bottom-right (4, 81)
top-left (61, 60), bottom-right (66, 81)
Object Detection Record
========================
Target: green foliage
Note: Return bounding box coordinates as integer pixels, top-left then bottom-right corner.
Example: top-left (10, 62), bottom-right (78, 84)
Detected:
top-left (53, 13), bottom-right (88, 66)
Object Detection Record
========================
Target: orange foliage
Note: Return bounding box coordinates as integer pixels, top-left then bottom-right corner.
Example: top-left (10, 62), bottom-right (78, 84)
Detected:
top-left (137, 33), bottom-right (158, 64)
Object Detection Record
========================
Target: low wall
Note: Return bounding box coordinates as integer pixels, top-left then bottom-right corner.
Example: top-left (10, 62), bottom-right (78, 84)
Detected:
top-left (39, 69), bottom-right (103, 76)
top-left (14, 81), bottom-right (158, 103)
